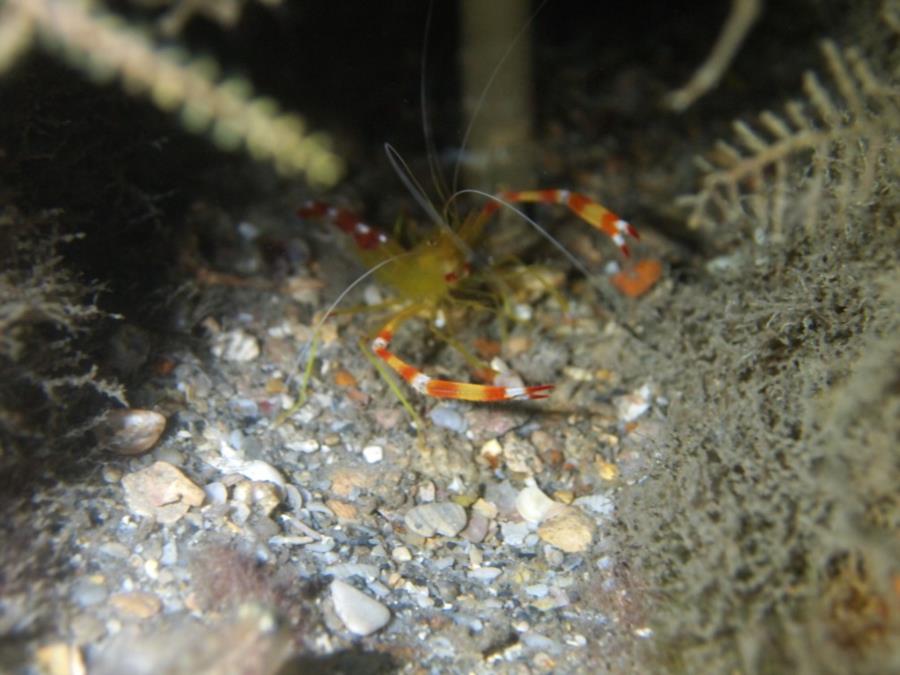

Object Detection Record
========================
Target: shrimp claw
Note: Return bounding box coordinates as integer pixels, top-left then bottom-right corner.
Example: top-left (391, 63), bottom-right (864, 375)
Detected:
top-left (480, 189), bottom-right (639, 257)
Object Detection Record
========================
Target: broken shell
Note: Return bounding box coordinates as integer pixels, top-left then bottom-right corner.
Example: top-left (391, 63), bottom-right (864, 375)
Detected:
top-left (404, 502), bottom-right (468, 538)
top-left (515, 485), bottom-right (560, 523)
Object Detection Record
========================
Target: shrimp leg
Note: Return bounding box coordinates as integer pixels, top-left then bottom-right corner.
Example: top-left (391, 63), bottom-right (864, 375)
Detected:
top-left (478, 189), bottom-right (640, 258)
top-left (370, 312), bottom-right (553, 402)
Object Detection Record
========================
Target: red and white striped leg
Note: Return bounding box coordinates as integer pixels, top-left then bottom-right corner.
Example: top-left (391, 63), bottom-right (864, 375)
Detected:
top-left (479, 189), bottom-right (639, 257)
top-left (370, 318), bottom-right (553, 402)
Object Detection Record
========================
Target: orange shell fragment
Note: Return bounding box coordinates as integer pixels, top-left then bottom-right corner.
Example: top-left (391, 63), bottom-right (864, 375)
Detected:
top-left (611, 258), bottom-right (662, 298)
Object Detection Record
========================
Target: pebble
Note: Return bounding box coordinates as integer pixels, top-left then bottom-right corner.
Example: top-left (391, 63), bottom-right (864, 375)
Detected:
top-left (101, 409), bottom-right (166, 455)
top-left (121, 461), bottom-right (205, 525)
top-left (391, 546), bottom-right (412, 562)
top-left (501, 521), bottom-right (531, 547)
top-left (109, 591), bottom-right (162, 619)
top-left (286, 439), bottom-right (320, 454)
top-left (574, 493), bottom-right (615, 518)
top-left (537, 507), bottom-right (595, 553)
top-left (471, 498), bottom-right (498, 519)
top-left (461, 511), bottom-right (489, 544)
top-left (330, 580), bottom-right (391, 636)
top-left (615, 383), bottom-right (652, 422)
top-left (326, 499), bottom-right (359, 521)
top-left (484, 481), bottom-right (519, 517)
top-left (232, 480), bottom-right (281, 517)
top-left (71, 577), bottom-right (108, 607)
top-left (227, 398), bottom-right (259, 419)
top-left (362, 445), bottom-right (383, 463)
top-left (515, 486), bottom-right (560, 523)
top-left (429, 404), bottom-right (467, 434)
top-left (211, 328), bottom-right (260, 362)
top-left (98, 542), bottom-right (130, 559)
top-left (525, 584), bottom-right (549, 598)
top-left (404, 502), bottom-right (467, 538)
top-left (231, 460), bottom-right (286, 494)
top-left (479, 438), bottom-right (503, 467)
top-left (468, 567), bottom-right (503, 582)
top-left (160, 541), bottom-right (178, 566)
top-left (204, 481), bottom-right (228, 505)
top-left (35, 643), bottom-right (86, 675)
top-left (416, 480), bottom-right (436, 503)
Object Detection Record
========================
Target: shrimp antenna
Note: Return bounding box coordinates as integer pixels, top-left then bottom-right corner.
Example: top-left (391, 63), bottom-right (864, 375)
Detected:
top-left (451, 0), bottom-right (551, 195)
top-left (384, 142), bottom-right (474, 261)
top-left (284, 250), bottom-right (414, 391)
top-left (448, 188), bottom-right (594, 280)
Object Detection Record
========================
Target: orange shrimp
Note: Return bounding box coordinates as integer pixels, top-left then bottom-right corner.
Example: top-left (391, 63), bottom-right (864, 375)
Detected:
top-left (297, 188), bottom-right (638, 404)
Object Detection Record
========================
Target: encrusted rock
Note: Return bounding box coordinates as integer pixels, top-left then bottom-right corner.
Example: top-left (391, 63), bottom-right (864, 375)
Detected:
top-left (537, 506), bottom-right (596, 553)
top-left (121, 461), bottom-right (205, 524)
top-left (211, 328), bottom-right (260, 362)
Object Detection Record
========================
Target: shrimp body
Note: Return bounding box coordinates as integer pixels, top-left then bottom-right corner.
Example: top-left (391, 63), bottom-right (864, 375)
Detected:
top-left (297, 189), bottom-right (638, 404)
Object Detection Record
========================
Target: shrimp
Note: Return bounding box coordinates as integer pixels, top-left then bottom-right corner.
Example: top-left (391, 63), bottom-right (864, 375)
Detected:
top-left (296, 187), bottom-right (639, 404)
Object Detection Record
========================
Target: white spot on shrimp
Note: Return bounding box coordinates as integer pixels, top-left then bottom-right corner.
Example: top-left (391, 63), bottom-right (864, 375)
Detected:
top-left (558, 189), bottom-right (571, 204)
top-left (614, 219), bottom-right (630, 233)
top-left (356, 222), bottom-right (371, 234)
top-left (411, 373), bottom-right (431, 393)
top-left (377, 233), bottom-right (388, 243)
top-left (434, 309), bottom-right (446, 329)
top-left (372, 336), bottom-right (389, 351)
top-left (613, 233), bottom-right (626, 248)
top-left (504, 386), bottom-right (527, 399)
top-left (513, 303), bottom-right (532, 321)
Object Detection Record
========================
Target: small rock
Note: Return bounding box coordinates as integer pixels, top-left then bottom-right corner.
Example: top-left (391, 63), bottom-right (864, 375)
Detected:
top-left (484, 481), bottom-right (518, 517)
top-left (573, 493), bottom-right (614, 518)
top-left (211, 329), bottom-right (260, 362)
top-left (228, 398), bottom-right (259, 419)
top-left (326, 499), bottom-right (359, 521)
top-left (479, 438), bottom-right (503, 468)
top-left (615, 383), bottom-right (653, 422)
top-left (71, 577), bottom-right (108, 607)
top-left (516, 485), bottom-right (560, 523)
top-left (500, 521), bottom-right (531, 547)
top-left (330, 580), bottom-right (391, 636)
top-left (101, 409), bottom-right (166, 455)
top-left (471, 498), bottom-right (498, 519)
top-left (417, 480), bottom-right (436, 503)
top-left (362, 445), bottom-right (383, 463)
top-left (109, 591), bottom-right (162, 619)
top-left (468, 567), bottom-right (503, 582)
top-left (525, 584), bottom-right (549, 598)
top-left (286, 439), bottom-right (320, 454)
top-left (204, 481), bottom-right (228, 504)
top-left (391, 546), bottom-right (412, 562)
top-left (429, 404), bottom-right (467, 434)
top-left (121, 461), bottom-right (205, 525)
top-left (232, 480), bottom-right (281, 517)
top-left (537, 507), bottom-right (595, 553)
top-left (461, 511), bottom-right (489, 544)
top-left (35, 643), bottom-right (86, 675)
top-left (232, 460), bottom-right (285, 494)
top-left (404, 502), bottom-right (467, 538)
